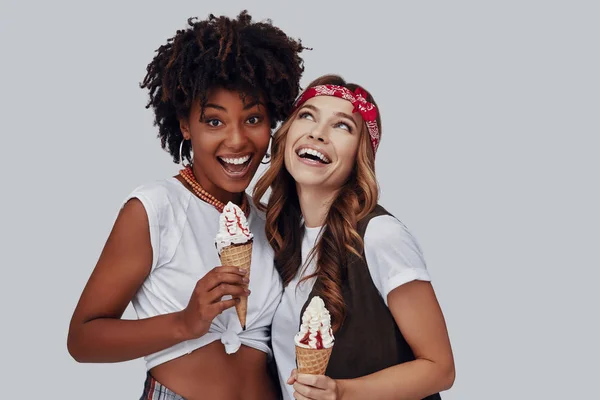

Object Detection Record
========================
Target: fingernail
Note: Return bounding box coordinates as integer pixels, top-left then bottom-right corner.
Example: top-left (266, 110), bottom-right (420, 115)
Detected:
top-left (242, 277), bottom-right (250, 283)
top-left (246, 289), bottom-right (251, 294)
top-left (239, 268), bottom-right (248, 274)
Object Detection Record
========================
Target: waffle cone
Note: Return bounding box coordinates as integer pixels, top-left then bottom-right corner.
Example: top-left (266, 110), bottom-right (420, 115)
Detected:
top-left (295, 346), bottom-right (333, 375)
top-left (219, 241), bottom-right (252, 329)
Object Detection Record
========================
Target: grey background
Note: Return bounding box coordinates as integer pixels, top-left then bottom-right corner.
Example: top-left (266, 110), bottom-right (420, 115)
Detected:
top-left (1, 0), bottom-right (598, 398)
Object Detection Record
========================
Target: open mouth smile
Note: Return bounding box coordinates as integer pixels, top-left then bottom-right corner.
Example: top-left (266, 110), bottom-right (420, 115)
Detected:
top-left (217, 154), bottom-right (253, 177)
top-left (295, 146), bottom-right (331, 165)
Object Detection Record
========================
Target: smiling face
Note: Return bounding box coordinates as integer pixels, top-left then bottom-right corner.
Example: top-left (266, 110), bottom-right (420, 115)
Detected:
top-left (180, 88), bottom-right (271, 202)
top-left (284, 96), bottom-right (363, 191)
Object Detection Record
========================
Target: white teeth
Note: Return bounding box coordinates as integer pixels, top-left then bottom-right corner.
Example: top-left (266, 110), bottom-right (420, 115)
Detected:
top-left (220, 155), bottom-right (251, 165)
top-left (297, 148), bottom-right (330, 163)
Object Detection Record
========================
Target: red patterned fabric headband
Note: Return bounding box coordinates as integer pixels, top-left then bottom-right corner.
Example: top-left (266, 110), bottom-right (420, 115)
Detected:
top-left (292, 84), bottom-right (380, 154)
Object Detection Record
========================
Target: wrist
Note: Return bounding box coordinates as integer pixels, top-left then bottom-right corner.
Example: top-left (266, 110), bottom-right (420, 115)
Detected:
top-left (172, 311), bottom-right (192, 342)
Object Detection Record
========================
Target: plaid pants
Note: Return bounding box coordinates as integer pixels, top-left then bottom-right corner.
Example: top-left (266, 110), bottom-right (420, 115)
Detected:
top-left (140, 373), bottom-right (186, 400)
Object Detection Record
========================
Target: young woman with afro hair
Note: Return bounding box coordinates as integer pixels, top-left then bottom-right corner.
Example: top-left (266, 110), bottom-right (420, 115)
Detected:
top-left (68, 11), bottom-right (306, 399)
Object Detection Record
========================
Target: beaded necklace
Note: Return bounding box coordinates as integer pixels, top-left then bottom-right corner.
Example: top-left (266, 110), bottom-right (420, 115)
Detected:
top-left (179, 165), bottom-right (249, 215)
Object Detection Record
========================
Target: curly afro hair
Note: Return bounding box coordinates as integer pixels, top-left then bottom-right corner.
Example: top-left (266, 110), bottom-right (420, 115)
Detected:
top-left (140, 10), bottom-right (307, 163)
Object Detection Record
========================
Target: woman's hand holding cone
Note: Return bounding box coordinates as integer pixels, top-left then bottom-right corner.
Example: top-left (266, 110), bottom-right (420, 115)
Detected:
top-left (176, 266), bottom-right (249, 340)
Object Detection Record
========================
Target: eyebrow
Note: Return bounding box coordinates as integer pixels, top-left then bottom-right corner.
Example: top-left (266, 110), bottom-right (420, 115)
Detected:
top-left (203, 100), bottom-right (265, 112)
top-left (243, 100), bottom-right (264, 110)
top-left (204, 103), bottom-right (226, 111)
top-left (300, 104), bottom-right (320, 113)
top-left (334, 111), bottom-right (358, 128)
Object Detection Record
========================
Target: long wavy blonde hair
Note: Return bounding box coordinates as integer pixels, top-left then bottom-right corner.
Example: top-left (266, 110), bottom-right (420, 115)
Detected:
top-left (253, 74), bottom-right (381, 332)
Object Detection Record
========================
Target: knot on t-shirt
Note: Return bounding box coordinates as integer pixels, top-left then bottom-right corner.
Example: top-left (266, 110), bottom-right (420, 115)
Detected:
top-left (221, 328), bottom-right (241, 354)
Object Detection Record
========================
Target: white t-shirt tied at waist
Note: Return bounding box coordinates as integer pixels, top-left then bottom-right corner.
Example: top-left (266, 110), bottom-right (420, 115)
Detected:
top-left (123, 178), bottom-right (283, 370)
top-left (144, 309), bottom-right (271, 369)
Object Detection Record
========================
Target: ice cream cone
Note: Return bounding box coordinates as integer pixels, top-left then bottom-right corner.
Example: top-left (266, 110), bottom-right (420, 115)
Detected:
top-left (295, 345), bottom-right (332, 375)
top-left (219, 241), bottom-right (252, 329)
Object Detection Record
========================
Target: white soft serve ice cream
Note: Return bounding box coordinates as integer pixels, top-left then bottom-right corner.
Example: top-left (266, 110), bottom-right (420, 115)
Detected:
top-left (215, 201), bottom-right (253, 254)
top-left (294, 296), bottom-right (335, 349)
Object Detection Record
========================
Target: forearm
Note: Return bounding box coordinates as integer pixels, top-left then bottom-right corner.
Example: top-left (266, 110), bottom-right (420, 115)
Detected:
top-left (68, 311), bottom-right (190, 363)
top-left (338, 358), bottom-right (454, 400)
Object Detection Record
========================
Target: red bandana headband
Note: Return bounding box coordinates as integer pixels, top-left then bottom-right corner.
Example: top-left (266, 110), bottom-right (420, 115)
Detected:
top-left (292, 84), bottom-right (380, 154)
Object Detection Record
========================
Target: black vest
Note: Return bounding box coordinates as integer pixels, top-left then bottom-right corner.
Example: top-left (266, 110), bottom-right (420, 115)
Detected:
top-left (299, 205), bottom-right (441, 399)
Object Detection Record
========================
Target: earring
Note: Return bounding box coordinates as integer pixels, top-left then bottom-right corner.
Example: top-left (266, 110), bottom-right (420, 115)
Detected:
top-left (179, 139), bottom-right (192, 167)
top-left (261, 152), bottom-right (271, 165)
top-left (261, 135), bottom-right (274, 165)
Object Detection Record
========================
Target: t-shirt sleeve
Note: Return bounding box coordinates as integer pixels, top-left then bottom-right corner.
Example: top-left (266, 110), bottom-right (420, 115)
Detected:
top-left (122, 182), bottom-right (179, 272)
top-left (363, 215), bottom-right (431, 305)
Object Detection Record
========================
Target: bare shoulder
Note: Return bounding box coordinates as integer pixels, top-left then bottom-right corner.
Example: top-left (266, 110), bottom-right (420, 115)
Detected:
top-left (69, 197), bottom-right (154, 326)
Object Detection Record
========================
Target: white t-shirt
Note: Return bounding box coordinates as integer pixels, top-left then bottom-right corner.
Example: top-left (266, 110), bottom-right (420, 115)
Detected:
top-left (124, 178), bottom-right (282, 370)
top-left (271, 215), bottom-right (431, 400)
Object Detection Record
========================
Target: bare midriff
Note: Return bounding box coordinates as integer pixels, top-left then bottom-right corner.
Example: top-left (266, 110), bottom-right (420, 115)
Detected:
top-left (150, 341), bottom-right (278, 400)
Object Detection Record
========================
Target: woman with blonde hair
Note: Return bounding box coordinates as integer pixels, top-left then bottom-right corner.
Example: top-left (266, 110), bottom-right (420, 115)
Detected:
top-left (254, 74), bottom-right (455, 399)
